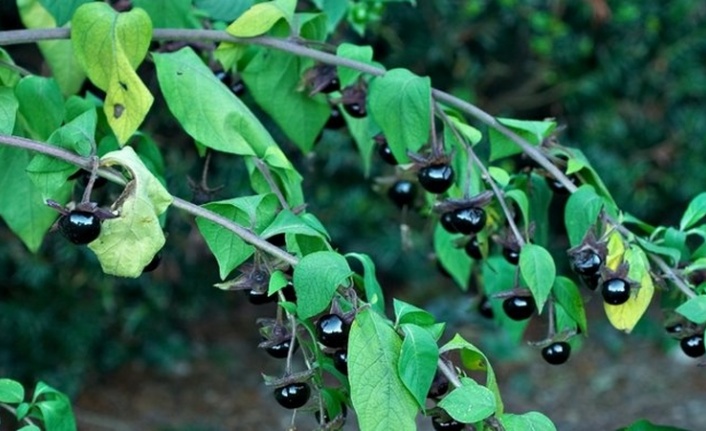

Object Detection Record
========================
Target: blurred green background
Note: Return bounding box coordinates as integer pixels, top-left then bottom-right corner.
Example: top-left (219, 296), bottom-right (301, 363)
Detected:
top-left (1, 0), bottom-right (705, 402)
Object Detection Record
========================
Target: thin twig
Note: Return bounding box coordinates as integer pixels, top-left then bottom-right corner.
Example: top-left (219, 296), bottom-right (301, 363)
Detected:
top-left (253, 158), bottom-right (290, 210)
top-left (0, 59), bottom-right (32, 76)
top-left (0, 403), bottom-right (37, 427)
top-left (437, 358), bottom-right (462, 389)
top-left (649, 253), bottom-right (697, 299)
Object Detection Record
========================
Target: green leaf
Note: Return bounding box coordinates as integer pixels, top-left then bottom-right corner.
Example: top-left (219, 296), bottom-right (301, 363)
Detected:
top-left (675, 295), bottom-right (706, 324)
top-left (449, 115), bottom-right (482, 145)
top-left (133, 0), bottom-right (201, 28)
top-left (14, 76), bottom-right (64, 141)
top-left (552, 277), bottom-right (587, 334)
top-left (564, 185), bottom-right (604, 247)
top-left (489, 118), bottom-right (556, 161)
top-left (240, 22), bottom-right (330, 153)
top-left (346, 253), bottom-right (385, 314)
top-left (369, 68), bottom-right (431, 163)
top-left (260, 209), bottom-right (328, 240)
top-left (680, 192), bottom-right (706, 231)
top-left (398, 324), bottom-right (439, 410)
top-left (336, 43), bottom-right (374, 87)
top-left (38, 0), bottom-right (91, 25)
top-left (616, 419), bottom-right (690, 431)
top-left (635, 237), bottom-right (681, 267)
top-left (433, 223), bottom-right (472, 291)
top-left (17, 0), bottom-right (86, 96)
top-left (225, 0), bottom-right (294, 37)
top-left (562, 147), bottom-right (617, 209)
top-left (0, 87), bottom-right (18, 134)
top-left (0, 146), bottom-right (70, 252)
top-left (488, 166), bottom-right (511, 188)
top-left (500, 411), bottom-right (557, 431)
top-left (88, 147), bottom-right (173, 277)
top-left (0, 379), bottom-right (24, 403)
top-left (343, 109), bottom-right (378, 176)
top-left (349, 308), bottom-right (418, 431)
top-left (196, 194), bottom-right (279, 280)
top-left (526, 172), bottom-right (552, 246)
top-left (438, 377), bottom-right (496, 423)
top-left (440, 334), bottom-right (503, 414)
top-left (195, 0), bottom-right (252, 22)
top-left (31, 382), bottom-right (76, 431)
top-left (71, 2), bottom-right (153, 144)
top-left (393, 299), bottom-right (435, 327)
top-left (312, 0), bottom-right (348, 32)
top-left (519, 244), bottom-right (556, 313)
top-left (267, 270), bottom-right (288, 296)
top-left (0, 48), bottom-right (22, 87)
top-left (293, 251), bottom-right (353, 319)
top-left (17, 425), bottom-right (41, 431)
top-left (505, 189), bottom-right (529, 228)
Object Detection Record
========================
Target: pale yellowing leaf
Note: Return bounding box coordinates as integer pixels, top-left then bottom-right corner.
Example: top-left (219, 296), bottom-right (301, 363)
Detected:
top-left (604, 246), bottom-right (655, 333)
top-left (605, 229), bottom-right (625, 271)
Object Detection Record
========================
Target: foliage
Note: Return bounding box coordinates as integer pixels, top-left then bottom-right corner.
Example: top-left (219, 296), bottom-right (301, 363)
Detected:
top-left (0, 1), bottom-right (705, 431)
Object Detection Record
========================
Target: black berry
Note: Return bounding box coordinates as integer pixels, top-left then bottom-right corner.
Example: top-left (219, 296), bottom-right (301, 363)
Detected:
top-left (343, 101), bottom-right (366, 118)
top-left (502, 247), bottom-right (520, 265)
top-left (265, 337), bottom-right (298, 359)
top-left (58, 210), bottom-right (101, 245)
top-left (427, 372), bottom-right (449, 399)
top-left (541, 341), bottom-right (571, 365)
top-left (546, 175), bottom-right (578, 194)
top-left (230, 79), bottom-right (246, 97)
top-left (388, 180), bottom-right (416, 208)
top-left (440, 212), bottom-right (459, 233)
top-left (142, 253), bottom-right (162, 272)
top-left (320, 77), bottom-right (340, 94)
top-left (418, 164), bottom-right (454, 194)
top-left (465, 237), bottom-right (483, 260)
top-left (325, 106), bottom-right (346, 129)
top-left (333, 349), bottom-right (348, 375)
top-left (580, 273), bottom-right (600, 291)
top-left (571, 250), bottom-right (602, 276)
top-left (601, 278), bottom-right (631, 305)
top-left (377, 142), bottom-right (397, 165)
top-left (665, 323), bottom-right (684, 335)
top-left (432, 416), bottom-right (465, 431)
top-left (316, 314), bottom-right (349, 348)
top-left (502, 296), bottom-right (535, 321)
top-left (477, 295), bottom-right (493, 319)
top-left (273, 382), bottom-right (311, 409)
top-left (248, 289), bottom-right (276, 305)
top-left (451, 207), bottom-right (486, 235)
top-left (680, 334), bottom-right (705, 358)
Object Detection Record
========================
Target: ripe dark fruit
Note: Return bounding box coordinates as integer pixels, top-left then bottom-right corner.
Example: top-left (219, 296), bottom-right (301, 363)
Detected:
top-left (427, 372), bottom-right (449, 399)
top-left (665, 323), bottom-right (684, 335)
top-left (316, 314), bottom-right (350, 348)
top-left (343, 101), bottom-right (366, 118)
top-left (477, 295), bottom-right (493, 319)
top-left (571, 250), bottom-right (602, 276)
top-left (546, 175), bottom-right (577, 194)
top-left (432, 416), bottom-right (465, 431)
top-left (377, 142), bottom-right (397, 165)
top-left (452, 207), bottom-right (486, 234)
top-left (230, 79), bottom-right (246, 97)
top-left (266, 338), bottom-right (298, 359)
top-left (333, 349), bottom-right (348, 375)
top-left (325, 106), bottom-right (346, 129)
top-left (502, 247), bottom-right (520, 265)
top-left (273, 382), bottom-right (311, 409)
top-left (58, 210), bottom-right (101, 245)
top-left (142, 253), bottom-right (162, 273)
top-left (388, 180), bottom-right (416, 208)
top-left (680, 334), bottom-right (705, 358)
top-left (601, 278), bottom-right (631, 305)
top-left (580, 273), bottom-right (600, 291)
top-left (248, 289), bottom-right (276, 305)
top-left (465, 236), bottom-right (483, 260)
top-left (320, 77), bottom-right (340, 94)
top-left (440, 212), bottom-right (459, 233)
top-left (418, 164), bottom-right (454, 194)
top-left (502, 296), bottom-right (535, 321)
top-left (541, 341), bottom-right (571, 365)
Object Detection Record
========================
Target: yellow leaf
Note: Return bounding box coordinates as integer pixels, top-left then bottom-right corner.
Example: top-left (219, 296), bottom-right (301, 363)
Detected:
top-left (605, 229), bottom-right (625, 271)
top-left (604, 246), bottom-right (655, 333)
top-left (226, 2), bottom-right (290, 37)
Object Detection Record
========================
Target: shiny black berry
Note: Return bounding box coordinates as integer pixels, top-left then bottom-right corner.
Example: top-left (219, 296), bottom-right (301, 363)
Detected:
top-left (377, 142), bottom-right (397, 165)
top-left (343, 101), bottom-right (366, 118)
top-left (541, 341), bottom-right (571, 365)
top-left (325, 106), bottom-right (346, 129)
top-left (680, 334), bottom-right (705, 358)
top-left (58, 210), bottom-right (101, 245)
top-left (230, 79), bottom-right (246, 97)
top-left (248, 289), bottom-right (276, 305)
top-left (427, 372), bottom-right (449, 399)
top-left (502, 247), bottom-right (520, 265)
top-left (502, 296), bottom-right (535, 321)
top-left (266, 338), bottom-right (298, 359)
top-left (465, 237), bottom-right (483, 260)
top-left (388, 180), bottom-right (416, 208)
top-left (418, 164), bottom-right (454, 194)
top-left (333, 349), bottom-right (348, 375)
top-left (273, 382), bottom-right (311, 409)
top-left (571, 250), bottom-right (602, 276)
top-left (316, 314), bottom-right (349, 348)
top-left (452, 207), bottom-right (486, 235)
top-left (142, 253), bottom-right (162, 273)
top-left (432, 416), bottom-right (465, 431)
top-left (601, 278), bottom-right (631, 305)
top-left (440, 212), bottom-right (459, 233)
top-left (665, 323), bottom-right (684, 335)
top-left (320, 77), bottom-right (340, 94)
top-left (477, 295), bottom-right (493, 319)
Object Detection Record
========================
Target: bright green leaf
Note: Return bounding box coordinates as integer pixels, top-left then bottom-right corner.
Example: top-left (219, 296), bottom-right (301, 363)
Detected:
top-left (225, 0), bottom-right (294, 37)
top-left (0, 87), bottom-right (18, 134)
top-left (14, 76), bottom-right (64, 141)
top-left (346, 252), bottom-right (385, 314)
top-left (88, 147), bottom-right (172, 277)
top-left (519, 244), bottom-right (556, 313)
top-left (260, 209), bottom-right (328, 240)
top-left (552, 276), bottom-right (587, 334)
top-left (293, 251), bottom-right (353, 319)
top-left (0, 379), bottom-right (24, 403)
top-left (195, 0), bottom-right (252, 21)
top-left (489, 118), bottom-right (556, 161)
top-left (564, 185), bottom-right (604, 247)
top-left (349, 308), bottom-right (418, 431)
top-left (0, 48), bottom-right (21, 87)
top-left (31, 382), bottom-right (76, 431)
top-left (433, 222), bottom-right (472, 291)
top-left (675, 295), bottom-right (706, 324)
top-left (133, 0), bottom-right (201, 28)
top-left (500, 411), bottom-right (557, 431)
top-left (398, 324), bottom-right (439, 410)
top-left (505, 189), bottom-right (529, 228)
top-left (488, 166), bottom-right (511, 188)
top-left (393, 299), bottom-right (436, 327)
top-left (369, 68), bottom-right (431, 163)
top-left (336, 43), bottom-right (374, 87)
top-left (449, 115), bottom-right (482, 145)
top-left (680, 192), bottom-right (706, 231)
top-left (438, 377), bottom-right (496, 423)
top-left (38, 0), bottom-right (91, 25)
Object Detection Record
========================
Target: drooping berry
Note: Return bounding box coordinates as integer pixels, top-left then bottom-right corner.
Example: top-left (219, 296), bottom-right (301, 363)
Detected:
top-left (427, 372), bottom-right (449, 399)
top-left (265, 338), bottom-right (298, 359)
top-left (388, 180), bottom-right (416, 208)
top-left (432, 416), bottom-right (465, 431)
top-left (502, 296), bottom-right (535, 321)
top-left (541, 341), bottom-right (571, 365)
top-left (333, 349), bottom-right (348, 375)
top-left (343, 101), bottom-right (366, 118)
top-left (440, 212), bottom-right (459, 233)
top-left (248, 289), bottom-right (276, 305)
top-left (465, 236), bottom-right (483, 260)
top-left (418, 164), bottom-right (454, 194)
top-left (680, 334), bottom-right (705, 358)
top-left (142, 253), bottom-right (162, 273)
top-left (58, 210), bottom-right (102, 245)
top-left (377, 142), bottom-right (397, 165)
top-left (451, 207), bottom-right (486, 235)
top-left (601, 278), bottom-right (631, 305)
top-left (502, 247), bottom-right (520, 265)
top-left (477, 295), bottom-right (493, 319)
top-left (325, 106), bottom-right (346, 129)
top-left (316, 314), bottom-right (350, 349)
top-left (665, 323), bottom-right (684, 335)
top-left (571, 249), bottom-right (602, 276)
top-left (273, 382), bottom-right (311, 409)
